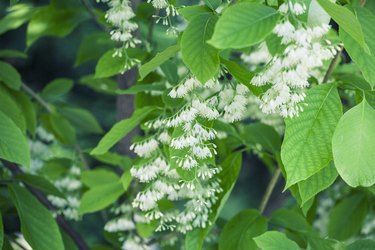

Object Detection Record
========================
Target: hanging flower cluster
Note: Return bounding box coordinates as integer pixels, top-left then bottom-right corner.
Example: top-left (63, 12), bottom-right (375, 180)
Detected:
top-left (147, 0), bottom-right (179, 35)
top-left (47, 165), bottom-right (82, 221)
top-left (99, 0), bottom-right (141, 71)
top-left (250, 0), bottom-right (340, 117)
top-left (128, 76), bottom-right (250, 234)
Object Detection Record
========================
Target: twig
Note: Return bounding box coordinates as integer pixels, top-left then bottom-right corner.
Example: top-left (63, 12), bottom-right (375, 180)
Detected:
top-left (21, 83), bottom-right (53, 112)
top-left (259, 167), bottom-right (281, 214)
top-left (322, 45), bottom-right (343, 83)
top-left (2, 160), bottom-right (90, 250)
top-left (79, 0), bottom-right (109, 32)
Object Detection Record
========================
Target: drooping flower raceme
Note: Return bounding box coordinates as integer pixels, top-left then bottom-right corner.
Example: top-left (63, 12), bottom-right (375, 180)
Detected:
top-left (99, 0), bottom-right (141, 71)
top-left (250, 0), bottom-right (340, 117)
top-left (129, 76), bottom-right (250, 234)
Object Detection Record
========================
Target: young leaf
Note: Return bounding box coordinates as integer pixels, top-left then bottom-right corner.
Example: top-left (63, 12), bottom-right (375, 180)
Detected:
top-left (0, 111), bottom-right (30, 167)
top-left (139, 44), bottom-right (180, 80)
top-left (41, 78), bottom-right (74, 100)
top-left (254, 231), bottom-right (300, 250)
top-left (332, 99), bottom-right (375, 187)
top-left (9, 185), bottom-right (64, 250)
top-left (298, 161), bottom-right (337, 205)
top-left (218, 209), bottom-right (267, 250)
top-left (0, 61), bottom-right (22, 90)
top-left (91, 106), bottom-right (155, 155)
top-left (328, 194), bottom-right (368, 240)
top-left (0, 49), bottom-right (27, 59)
top-left (79, 182), bottom-right (125, 215)
top-left (316, 0), bottom-right (369, 53)
top-left (181, 13), bottom-right (219, 83)
top-left (281, 84), bottom-right (342, 188)
top-left (208, 2), bottom-right (280, 49)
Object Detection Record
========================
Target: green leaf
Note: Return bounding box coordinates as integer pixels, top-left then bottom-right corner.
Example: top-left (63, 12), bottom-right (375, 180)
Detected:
top-left (0, 85), bottom-right (27, 133)
top-left (208, 2), bottom-right (280, 49)
top-left (0, 4), bottom-right (34, 35)
top-left (308, 0), bottom-right (331, 27)
top-left (181, 13), bottom-right (219, 83)
top-left (91, 106), bottom-right (155, 155)
top-left (139, 44), bottom-right (180, 80)
top-left (240, 123), bottom-right (281, 153)
top-left (281, 84), bottom-right (342, 188)
top-left (219, 209), bottom-right (267, 250)
top-left (328, 194), bottom-right (368, 240)
top-left (254, 231), bottom-right (300, 250)
top-left (15, 174), bottom-right (65, 198)
top-left (95, 49), bottom-right (128, 78)
top-left (79, 182), bottom-right (124, 214)
top-left (185, 152), bottom-right (242, 250)
top-left (75, 32), bottom-right (115, 66)
top-left (332, 99), bottom-right (375, 187)
top-left (10, 91), bottom-right (37, 136)
top-left (339, 8), bottom-right (375, 87)
top-left (43, 112), bottom-right (76, 145)
top-left (0, 49), bottom-right (27, 59)
top-left (115, 83), bottom-right (165, 95)
top-left (178, 5), bottom-right (212, 21)
top-left (348, 240), bottom-right (375, 250)
top-left (204, 0), bottom-right (222, 10)
top-left (0, 111), bottom-right (30, 166)
top-left (0, 61), bottom-right (22, 90)
top-left (9, 185), bottom-right (64, 250)
top-left (298, 161), bottom-right (337, 205)
top-left (41, 78), bottom-right (74, 100)
top-left (120, 171), bottom-right (132, 190)
top-left (316, 0), bottom-right (369, 53)
top-left (79, 75), bottom-right (118, 94)
top-left (27, 3), bottom-right (88, 47)
top-left (59, 106), bottom-right (103, 134)
top-left (81, 169), bottom-right (119, 188)
top-left (91, 152), bottom-right (132, 168)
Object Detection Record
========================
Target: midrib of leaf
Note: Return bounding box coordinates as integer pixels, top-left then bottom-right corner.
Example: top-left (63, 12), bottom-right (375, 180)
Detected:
top-left (200, 16), bottom-right (213, 77)
top-left (236, 215), bottom-right (258, 249)
top-left (287, 85), bottom-right (335, 185)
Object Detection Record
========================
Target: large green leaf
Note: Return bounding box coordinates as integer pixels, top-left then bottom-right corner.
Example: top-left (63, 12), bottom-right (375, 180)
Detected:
top-left (178, 5), bottom-right (212, 21)
top-left (91, 106), bottom-right (155, 155)
top-left (298, 161), bottom-right (338, 205)
top-left (27, 3), bottom-right (88, 46)
top-left (139, 44), bottom-right (180, 80)
top-left (9, 185), bottom-right (64, 250)
top-left (0, 4), bottom-right (34, 35)
top-left (240, 123), bottom-right (281, 153)
top-left (10, 91), bottom-right (37, 136)
top-left (219, 209), bottom-right (267, 250)
top-left (204, 0), bottom-right (222, 10)
top-left (185, 152), bottom-right (242, 250)
top-left (181, 13), bottom-right (219, 83)
top-left (208, 2), bottom-right (279, 49)
top-left (281, 84), bottom-right (342, 188)
top-left (254, 231), bottom-right (299, 250)
top-left (43, 112), bottom-right (76, 145)
top-left (78, 182), bottom-right (124, 214)
top-left (15, 174), bottom-right (65, 198)
top-left (339, 8), bottom-right (375, 87)
top-left (328, 194), bottom-right (368, 240)
top-left (317, 0), bottom-right (369, 53)
top-left (0, 111), bottom-right (29, 166)
top-left (0, 61), bottom-right (22, 90)
top-left (332, 99), bottom-right (375, 187)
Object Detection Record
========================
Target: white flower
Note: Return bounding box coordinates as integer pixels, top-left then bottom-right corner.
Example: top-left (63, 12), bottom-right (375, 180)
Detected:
top-left (169, 77), bottom-right (200, 98)
top-left (122, 236), bottom-right (150, 250)
top-left (148, 0), bottom-right (168, 9)
top-left (104, 217), bottom-right (135, 232)
top-left (130, 138), bottom-right (159, 157)
top-left (292, 3), bottom-right (306, 15)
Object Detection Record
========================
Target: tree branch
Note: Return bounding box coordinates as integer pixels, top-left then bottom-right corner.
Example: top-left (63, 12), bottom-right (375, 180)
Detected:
top-left (2, 160), bottom-right (89, 250)
top-left (259, 167), bottom-right (281, 214)
top-left (21, 83), bottom-right (52, 112)
top-left (323, 45), bottom-right (343, 83)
